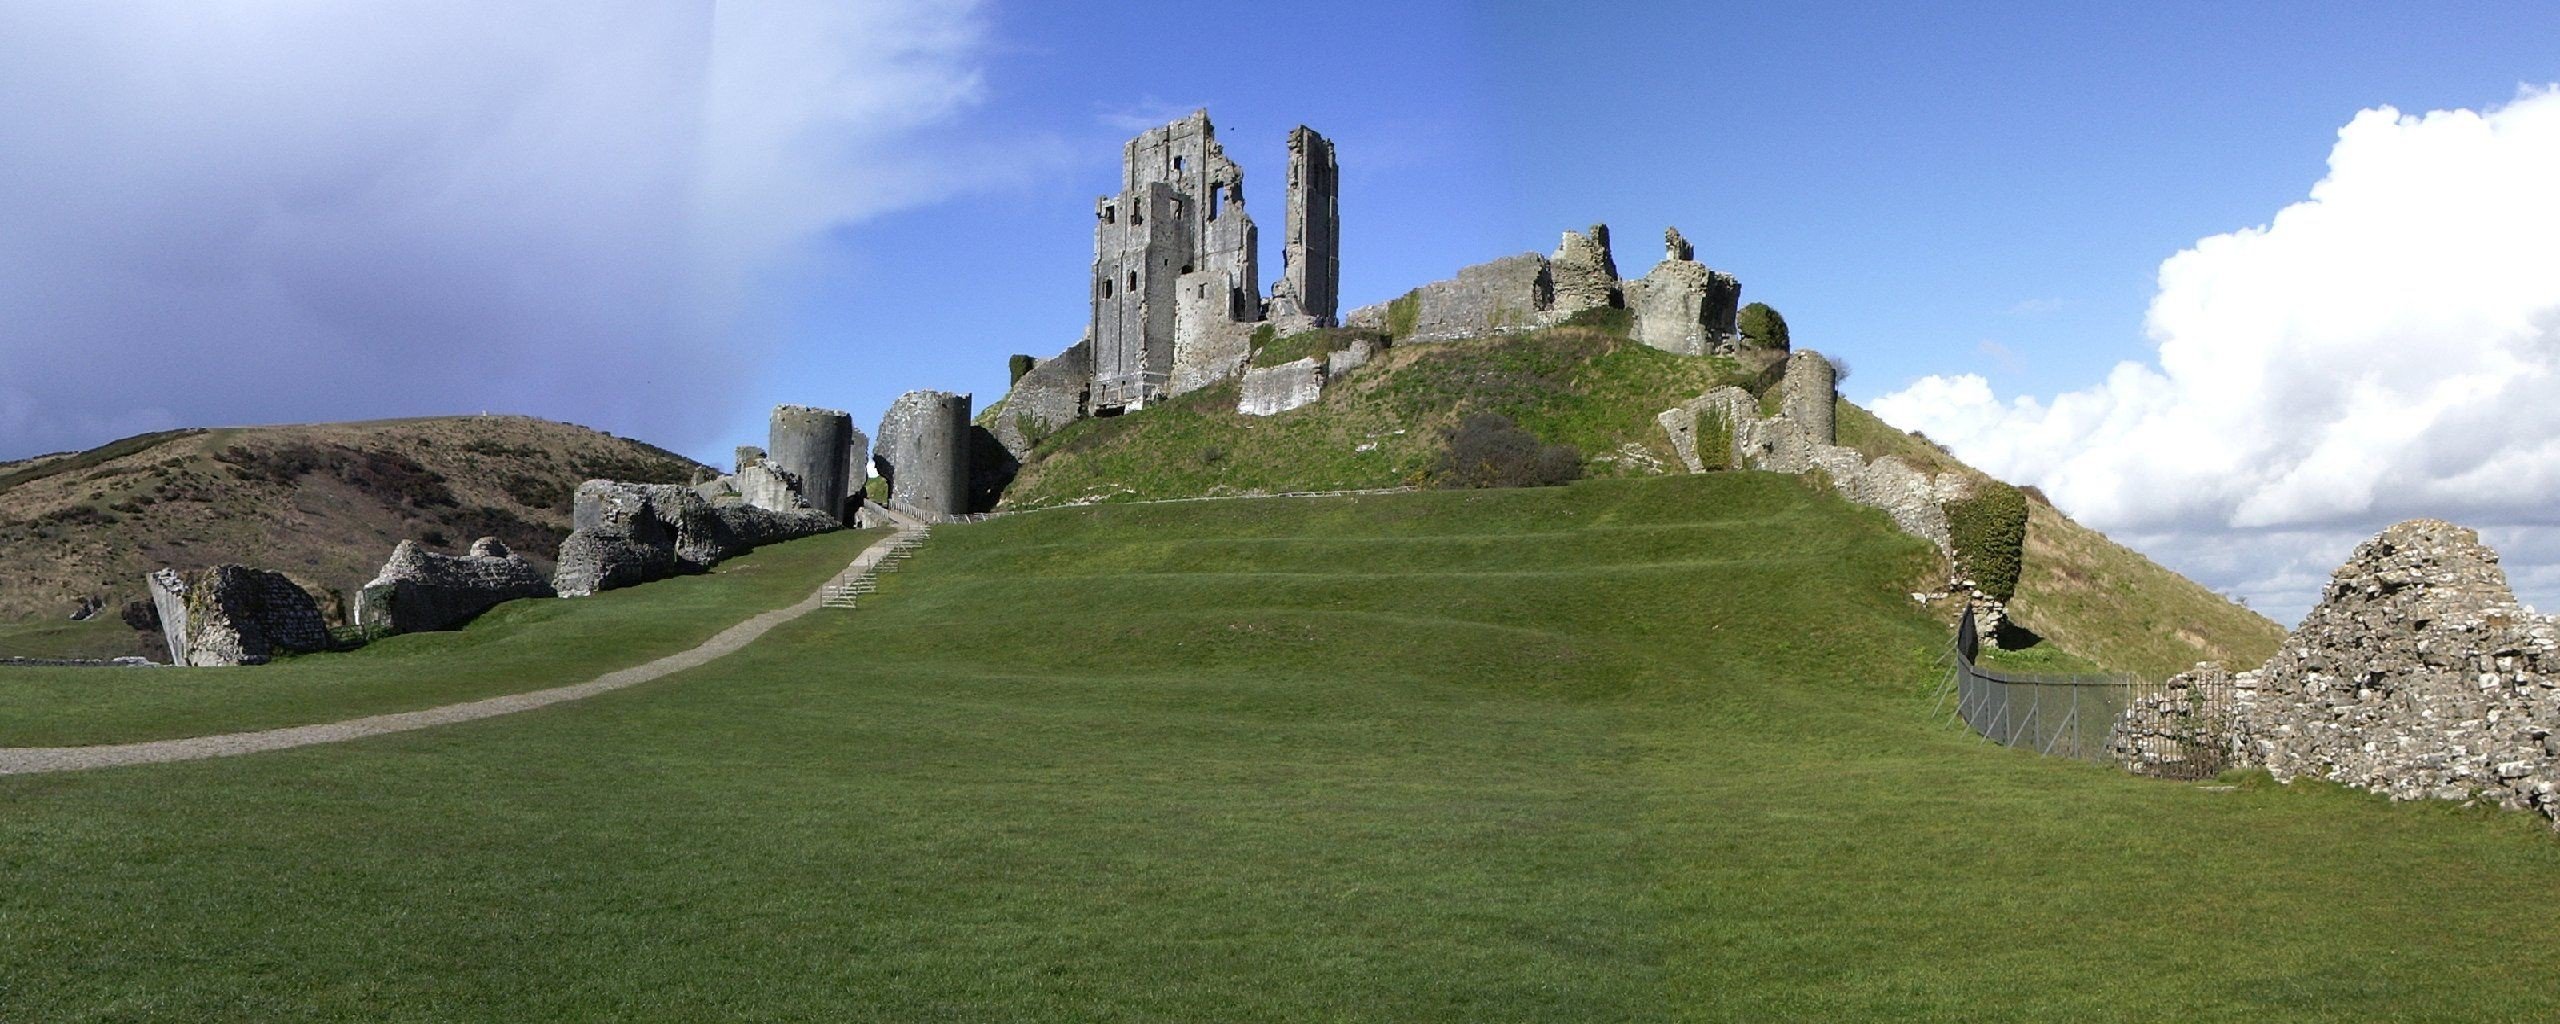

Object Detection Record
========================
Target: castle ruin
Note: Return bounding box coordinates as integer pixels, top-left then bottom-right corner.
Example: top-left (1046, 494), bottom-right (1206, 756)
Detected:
top-left (1088, 110), bottom-right (1338, 413)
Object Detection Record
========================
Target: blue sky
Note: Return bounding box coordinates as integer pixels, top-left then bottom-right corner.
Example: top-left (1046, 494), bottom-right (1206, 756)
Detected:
top-left (736, 1), bottom-right (2559, 451)
top-left (4, 1), bottom-right (2558, 619)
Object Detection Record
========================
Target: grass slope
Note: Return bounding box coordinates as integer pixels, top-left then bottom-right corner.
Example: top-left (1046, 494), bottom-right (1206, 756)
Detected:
top-left (0, 415), bottom-right (709, 636)
top-left (0, 528), bottom-right (881, 746)
top-left (5, 475), bottom-right (2558, 1021)
top-left (1003, 327), bottom-right (1755, 508)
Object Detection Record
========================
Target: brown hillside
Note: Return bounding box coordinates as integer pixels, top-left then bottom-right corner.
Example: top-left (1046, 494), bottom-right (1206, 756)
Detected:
top-left (0, 416), bottom-right (710, 640)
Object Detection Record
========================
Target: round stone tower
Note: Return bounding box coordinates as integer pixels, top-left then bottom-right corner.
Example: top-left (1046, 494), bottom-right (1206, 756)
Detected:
top-left (876, 390), bottom-right (972, 520)
top-left (1780, 350), bottom-right (1836, 446)
top-left (768, 404), bottom-right (854, 522)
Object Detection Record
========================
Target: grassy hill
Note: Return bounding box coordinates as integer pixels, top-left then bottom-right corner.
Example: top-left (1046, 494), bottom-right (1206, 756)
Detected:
top-left (0, 415), bottom-right (709, 655)
top-left (6, 476), bottom-right (2558, 1020)
top-left (1000, 324), bottom-right (2284, 679)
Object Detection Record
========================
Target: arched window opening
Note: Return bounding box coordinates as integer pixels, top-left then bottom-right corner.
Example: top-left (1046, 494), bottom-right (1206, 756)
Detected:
top-left (1100, 277), bottom-right (1112, 298)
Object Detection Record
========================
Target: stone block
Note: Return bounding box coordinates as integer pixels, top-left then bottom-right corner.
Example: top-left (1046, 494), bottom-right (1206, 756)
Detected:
top-left (357, 537), bottom-right (554, 634)
top-left (1237, 357), bottom-right (1326, 416)
top-left (144, 564), bottom-right (331, 666)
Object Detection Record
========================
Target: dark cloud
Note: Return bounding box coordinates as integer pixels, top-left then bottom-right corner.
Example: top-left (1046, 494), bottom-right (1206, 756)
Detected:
top-left (0, 2), bottom-right (990, 461)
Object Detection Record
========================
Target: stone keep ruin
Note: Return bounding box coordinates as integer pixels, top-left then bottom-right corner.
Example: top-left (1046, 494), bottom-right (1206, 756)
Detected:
top-left (1084, 110), bottom-right (1341, 413)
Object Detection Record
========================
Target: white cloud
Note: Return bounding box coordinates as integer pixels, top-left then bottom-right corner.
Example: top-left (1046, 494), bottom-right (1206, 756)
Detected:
top-left (1875, 87), bottom-right (2560, 621)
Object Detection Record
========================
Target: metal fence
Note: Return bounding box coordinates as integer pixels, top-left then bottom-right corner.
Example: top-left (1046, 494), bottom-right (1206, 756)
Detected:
top-left (1939, 610), bottom-right (2235, 779)
top-left (1941, 609), bottom-right (2138, 763)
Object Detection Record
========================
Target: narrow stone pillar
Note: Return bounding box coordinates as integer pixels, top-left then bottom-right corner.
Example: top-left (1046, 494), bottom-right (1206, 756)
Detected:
top-left (1781, 350), bottom-right (1836, 445)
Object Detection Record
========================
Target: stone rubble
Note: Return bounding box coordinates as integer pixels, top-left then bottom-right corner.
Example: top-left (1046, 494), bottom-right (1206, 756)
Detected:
top-left (145, 564), bottom-right (332, 666)
top-left (356, 537), bottom-right (554, 634)
top-left (552, 480), bottom-right (838, 597)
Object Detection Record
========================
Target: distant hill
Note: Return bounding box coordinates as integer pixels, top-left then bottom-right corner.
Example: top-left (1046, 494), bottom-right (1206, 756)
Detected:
top-left (993, 323), bottom-right (2285, 680)
top-left (0, 416), bottom-right (710, 651)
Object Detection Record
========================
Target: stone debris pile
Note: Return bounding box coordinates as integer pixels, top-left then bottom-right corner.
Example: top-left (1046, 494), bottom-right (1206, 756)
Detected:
top-left (356, 537), bottom-right (554, 634)
top-left (552, 481), bottom-right (838, 597)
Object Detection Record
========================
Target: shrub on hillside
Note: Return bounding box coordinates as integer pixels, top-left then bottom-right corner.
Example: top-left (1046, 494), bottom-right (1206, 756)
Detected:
top-left (1430, 413), bottom-right (1582, 490)
top-left (1738, 302), bottom-right (1789, 350)
top-left (1947, 480), bottom-right (2029, 603)
top-left (1008, 354), bottom-right (1035, 385)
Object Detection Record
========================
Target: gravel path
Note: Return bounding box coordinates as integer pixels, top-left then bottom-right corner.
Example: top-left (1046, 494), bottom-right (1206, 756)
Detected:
top-left (0, 528), bottom-right (920, 776)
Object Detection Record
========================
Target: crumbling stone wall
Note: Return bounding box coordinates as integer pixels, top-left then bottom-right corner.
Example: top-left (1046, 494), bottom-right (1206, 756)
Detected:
top-left (2111, 664), bottom-right (2241, 780)
top-left (1398, 253), bottom-right (1556, 344)
top-left (2215, 520), bottom-right (2560, 825)
top-left (357, 537), bottom-right (553, 634)
top-left (1237, 357), bottom-right (1327, 416)
top-left (735, 462), bottom-right (806, 513)
top-left (1268, 125), bottom-right (1340, 332)
top-left (1656, 350), bottom-right (1954, 552)
top-left (875, 390), bottom-right (972, 520)
top-left (552, 481), bottom-right (837, 597)
top-left (993, 340), bottom-right (1090, 460)
top-left (1548, 224), bottom-right (1619, 315)
top-left (1326, 337), bottom-right (1381, 377)
top-left (768, 404), bottom-right (854, 522)
top-left (1172, 268), bottom-right (1257, 395)
top-left (1623, 228), bottom-right (1742, 357)
top-left (145, 565), bottom-right (332, 666)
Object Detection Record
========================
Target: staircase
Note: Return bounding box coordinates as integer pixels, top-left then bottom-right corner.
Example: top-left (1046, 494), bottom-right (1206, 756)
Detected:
top-left (821, 503), bottom-right (934, 610)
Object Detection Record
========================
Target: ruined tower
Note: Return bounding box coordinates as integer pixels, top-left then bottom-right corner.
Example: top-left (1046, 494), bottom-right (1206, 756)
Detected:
top-left (767, 404), bottom-right (854, 522)
top-left (875, 390), bottom-right (973, 521)
top-left (1269, 125), bottom-right (1340, 329)
top-left (1090, 110), bottom-right (1260, 413)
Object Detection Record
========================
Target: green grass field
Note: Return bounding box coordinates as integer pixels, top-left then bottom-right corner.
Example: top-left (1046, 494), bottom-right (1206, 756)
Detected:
top-left (4, 475), bottom-right (2557, 1021)
top-left (0, 528), bottom-right (884, 746)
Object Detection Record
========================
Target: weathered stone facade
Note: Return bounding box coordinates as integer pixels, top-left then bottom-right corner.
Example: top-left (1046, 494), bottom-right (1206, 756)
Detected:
top-left (1623, 239), bottom-right (1742, 357)
top-left (768, 404), bottom-right (855, 522)
top-left (875, 390), bottom-right (973, 520)
top-left (735, 462), bottom-right (806, 512)
top-left (1091, 111), bottom-right (1261, 412)
top-left (1326, 337), bottom-right (1380, 377)
top-left (145, 564), bottom-right (332, 666)
top-left (1547, 224), bottom-right (1619, 315)
top-left (1395, 253), bottom-right (1556, 344)
top-left (356, 537), bottom-right (553, 634)
top-left (1779, 350), bottom-right (1836, 443)
top-left (552, 481), bottom-right (838, 597)
top-left (1267, 125), bottom-right (1340, 332)
top-left (1237, 358), bottom-right (1327, 417)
